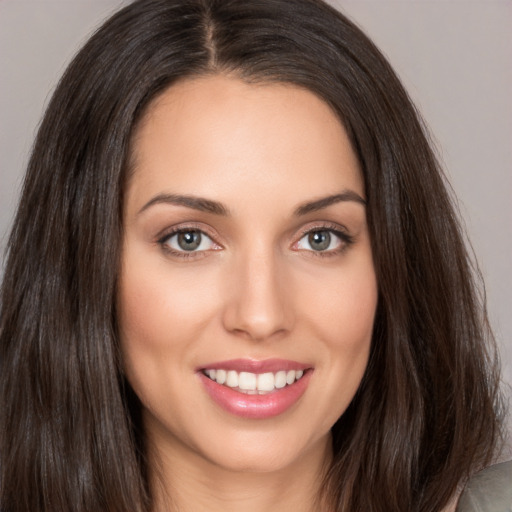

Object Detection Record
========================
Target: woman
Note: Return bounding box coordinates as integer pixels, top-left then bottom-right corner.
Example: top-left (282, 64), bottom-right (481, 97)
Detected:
top-left (0, 1), bottom-right (506, 511)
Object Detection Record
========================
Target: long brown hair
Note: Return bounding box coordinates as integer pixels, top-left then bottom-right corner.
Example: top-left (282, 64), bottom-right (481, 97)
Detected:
top-left (0, 1), bottom-right (504, 511)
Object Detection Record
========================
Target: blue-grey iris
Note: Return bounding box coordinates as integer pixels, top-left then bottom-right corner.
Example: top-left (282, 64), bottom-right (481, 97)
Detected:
top-left (178, 231), bottom-right (201, 251)
top-left (308, 231), bottom-right (330, 251)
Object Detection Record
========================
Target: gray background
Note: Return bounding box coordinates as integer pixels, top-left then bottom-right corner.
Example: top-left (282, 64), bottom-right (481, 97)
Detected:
top-left (1, 1), bottom-right (511, 445)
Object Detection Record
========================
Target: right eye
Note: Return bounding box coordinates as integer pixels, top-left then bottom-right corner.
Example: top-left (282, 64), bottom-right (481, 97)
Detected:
top-left (296, 229), bottom-right (343, 252)
top-left (160, 229), bottom-right (218, 254)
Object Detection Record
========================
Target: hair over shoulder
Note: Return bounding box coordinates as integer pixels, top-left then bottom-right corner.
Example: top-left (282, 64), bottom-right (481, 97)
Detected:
top-left (0, 1), bottom-right (505, 511)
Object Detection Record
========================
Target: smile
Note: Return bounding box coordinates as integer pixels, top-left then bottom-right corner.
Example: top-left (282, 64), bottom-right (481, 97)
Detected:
top-left (198, 359), bottom-right (312, 419)
top-left (202, 369), bottom-right (305, 394)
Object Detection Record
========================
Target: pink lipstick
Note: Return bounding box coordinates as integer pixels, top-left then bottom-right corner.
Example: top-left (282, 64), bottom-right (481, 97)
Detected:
top-left (197, 358), bottom-right (312, 419)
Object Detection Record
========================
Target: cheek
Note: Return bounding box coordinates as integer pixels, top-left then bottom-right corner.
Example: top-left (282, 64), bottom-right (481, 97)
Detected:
top-left (116, 251), bottom-right (221, 411)
top-left (299, 256), bottom-right (378, 348)
top-left (319, 279), bottom-right (376, 382)
top-left (118, 254), bottom-right (218, 351)
top-left (117, 257), bottom-right (222, 436)
top-left (329, 272), bottom-right (377, 374)
top-left (296, 258), bottom-right (377, 424)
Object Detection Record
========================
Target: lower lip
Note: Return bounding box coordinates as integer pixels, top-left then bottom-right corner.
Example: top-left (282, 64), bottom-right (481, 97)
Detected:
top-left (199, 371), bottom-right (312, 419)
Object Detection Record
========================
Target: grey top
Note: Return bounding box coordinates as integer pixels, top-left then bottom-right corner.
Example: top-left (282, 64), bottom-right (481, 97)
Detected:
top-left (456, 461), bottom-right (512, 512)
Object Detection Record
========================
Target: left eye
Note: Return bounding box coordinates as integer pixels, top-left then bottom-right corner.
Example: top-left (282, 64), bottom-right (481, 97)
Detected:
top-left (296, 229), bottom-right (343, 252)
top-left (163, 230), bottom-right (216, 252)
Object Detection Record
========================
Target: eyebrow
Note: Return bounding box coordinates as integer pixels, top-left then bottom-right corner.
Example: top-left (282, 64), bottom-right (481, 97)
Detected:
top-left (138, 190), bottom-right (366, 217)
top-left (293, 191), bottom-right (366, 216)
top-left (138, 193), bottom-right (230, 216)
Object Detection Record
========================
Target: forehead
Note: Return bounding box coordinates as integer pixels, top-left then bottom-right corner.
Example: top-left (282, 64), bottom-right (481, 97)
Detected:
top-left (127, 74), bottom-right (363, 210)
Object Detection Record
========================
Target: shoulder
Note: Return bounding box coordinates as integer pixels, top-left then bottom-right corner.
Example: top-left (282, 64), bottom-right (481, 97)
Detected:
top-left (456, 461), bottom-right (512, 512)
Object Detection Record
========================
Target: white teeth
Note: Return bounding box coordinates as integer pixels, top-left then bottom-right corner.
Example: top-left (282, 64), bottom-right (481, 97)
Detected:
top-left (275, 371), bottom-right (287, 389)
top-left (205, 368), bottom-right (306, 393)
top-left (257, 372), bottom-right (275, 392)
top-left (239, 389), bottom-right (259, 395)
top-left (239, 372), bottom-right (257, 391)
top-left (216, 369), bottom-right (226, 384)
top-left (226, 370), bottom-right (238, 388)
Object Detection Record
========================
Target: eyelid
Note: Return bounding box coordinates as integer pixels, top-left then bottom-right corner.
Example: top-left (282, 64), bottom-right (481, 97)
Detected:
top-left (156, 223), bottom-right (222, 258)
top-left (155, 221), bottom-right (354, 259)
top-left (292, 222), bottom-right (354, 254)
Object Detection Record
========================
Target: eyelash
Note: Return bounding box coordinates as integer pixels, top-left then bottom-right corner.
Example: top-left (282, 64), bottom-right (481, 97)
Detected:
top-left (294, 223), bottom-right (355, 257)
top-left (156, 222), bottom-right (354, 259)
top-left (157, 224), bottom-right (220, 259)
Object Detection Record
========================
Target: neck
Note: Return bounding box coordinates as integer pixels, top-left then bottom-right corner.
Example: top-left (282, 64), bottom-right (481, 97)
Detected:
top-left (149, 432), bottom-right (333, 512)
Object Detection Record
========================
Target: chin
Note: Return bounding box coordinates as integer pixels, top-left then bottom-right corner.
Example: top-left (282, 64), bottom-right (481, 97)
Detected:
top-left (192, 426), bottom-right (332, 475)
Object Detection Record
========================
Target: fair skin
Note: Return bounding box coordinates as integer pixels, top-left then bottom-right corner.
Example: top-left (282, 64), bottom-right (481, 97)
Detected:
top-left (118, 74), bottom-right (378, 511)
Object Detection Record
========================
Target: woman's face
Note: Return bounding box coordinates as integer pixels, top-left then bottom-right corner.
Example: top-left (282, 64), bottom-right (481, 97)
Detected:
top-left (118, 75), bottom-right (377, 474)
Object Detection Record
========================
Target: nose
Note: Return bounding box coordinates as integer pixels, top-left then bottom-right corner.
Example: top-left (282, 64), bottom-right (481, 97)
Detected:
top-left (221, 249), bottom-right (294, 342)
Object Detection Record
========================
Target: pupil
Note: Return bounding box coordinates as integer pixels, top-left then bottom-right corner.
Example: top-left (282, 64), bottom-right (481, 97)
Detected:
top-left (308, 231), bottom-right (330, 251)
top-left (178, 231), bottom-right (201, 251)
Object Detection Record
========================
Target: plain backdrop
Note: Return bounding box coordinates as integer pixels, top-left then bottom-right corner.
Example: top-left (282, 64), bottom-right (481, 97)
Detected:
top-left (1, 1), bottom-right (511, 440)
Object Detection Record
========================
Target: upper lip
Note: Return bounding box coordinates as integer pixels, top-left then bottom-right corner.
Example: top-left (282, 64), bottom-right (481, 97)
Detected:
top-left (197, 358), bottom-right (311, 374)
